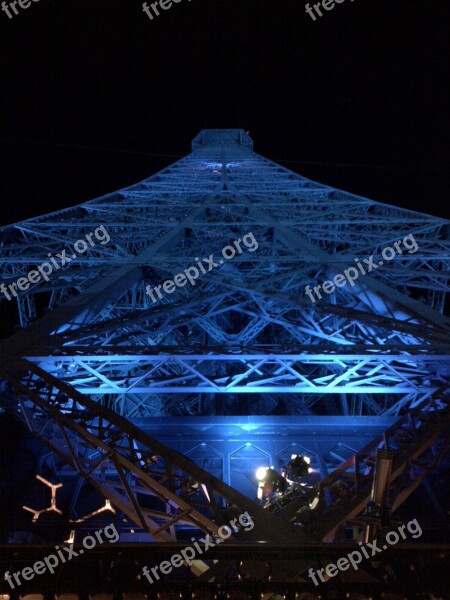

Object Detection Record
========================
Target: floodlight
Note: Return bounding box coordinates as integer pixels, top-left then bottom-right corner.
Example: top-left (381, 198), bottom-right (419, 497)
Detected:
top-left (286, 455), bottom-right (311, 480)
top-left (256, 467), bottom-right (268, 481)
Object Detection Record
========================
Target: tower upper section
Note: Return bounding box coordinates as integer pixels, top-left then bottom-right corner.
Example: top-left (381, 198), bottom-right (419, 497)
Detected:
top-left (192, 129), bottom-right (253, 151)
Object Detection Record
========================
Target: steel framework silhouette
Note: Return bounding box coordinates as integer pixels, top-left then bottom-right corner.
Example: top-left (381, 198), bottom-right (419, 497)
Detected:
top-left (0, 129), bottom-right (449, 553)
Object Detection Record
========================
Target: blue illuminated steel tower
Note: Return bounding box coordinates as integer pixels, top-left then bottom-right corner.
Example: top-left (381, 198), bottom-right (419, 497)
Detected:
top-left (0, 130), bottom-right (449, 557)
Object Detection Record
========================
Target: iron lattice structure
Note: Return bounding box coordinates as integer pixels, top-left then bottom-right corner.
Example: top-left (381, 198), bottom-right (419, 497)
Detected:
top-left (0, 129), bottom-right (449, 552)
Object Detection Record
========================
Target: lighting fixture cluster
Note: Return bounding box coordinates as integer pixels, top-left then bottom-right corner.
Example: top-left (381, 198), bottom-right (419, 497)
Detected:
top-left (255, 455), bottom-right (312, 500)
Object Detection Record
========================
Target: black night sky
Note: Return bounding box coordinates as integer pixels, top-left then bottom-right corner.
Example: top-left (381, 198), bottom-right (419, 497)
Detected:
top-left (1, 0), bottom-right (449, 225)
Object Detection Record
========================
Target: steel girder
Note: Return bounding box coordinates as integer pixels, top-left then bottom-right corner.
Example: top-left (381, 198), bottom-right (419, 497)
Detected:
top-left (22, 350), bottom-right (450, 396)
top-left (0, 128), bottom-right (449, 418)
top-left (265, 389), bottom-right (450, 541)
top-left (0, 359), bottom-right (309, 544)
top-left (1, 360), bottom-right (447, 579)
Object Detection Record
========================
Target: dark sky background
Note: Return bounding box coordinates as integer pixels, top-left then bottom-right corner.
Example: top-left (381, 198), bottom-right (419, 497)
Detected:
top-left (1, 0), bottom-right (449, 226)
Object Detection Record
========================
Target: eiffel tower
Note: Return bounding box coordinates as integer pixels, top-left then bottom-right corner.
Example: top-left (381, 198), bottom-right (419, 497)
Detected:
top-left (0, 129), bottom-right (449, 592)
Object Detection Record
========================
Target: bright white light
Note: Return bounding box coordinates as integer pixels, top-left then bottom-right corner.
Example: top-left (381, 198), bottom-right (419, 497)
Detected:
top-left (309, 495), bottom-right (320, 510)
top-left (256, 467), bottom-right (267, 481)
top-left (201, 483), bottom-right (210, 502)
top-left (303, 456), bottom-right (311, 464)
top-left (64, 529), bottom-right (75, 544)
